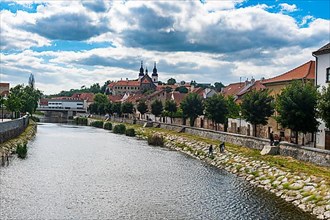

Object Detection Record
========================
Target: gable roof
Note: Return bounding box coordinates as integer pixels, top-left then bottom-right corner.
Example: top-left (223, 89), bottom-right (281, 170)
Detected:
top-left (262, 61), bottom-right (315, 85)
top-left (313, 43), bottom-right (330, 56)
top-left (222, 82), bottom-right (244, 97)
top-left (140, 74), bottom-right (153, 84)
top-left (112, 80), bottom-right (140, 87)
top-left (237, 80), bottom-right (266, 97)
top-left (71, 93), bottom-right (94, 102)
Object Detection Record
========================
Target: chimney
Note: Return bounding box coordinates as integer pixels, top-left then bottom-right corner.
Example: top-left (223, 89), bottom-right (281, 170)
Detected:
top-left (245, 78), bottom-right (249, 86)
top-left (126, 78), bottom-right (128, 82)
top-left (251, 77), bottom-right (255, 84)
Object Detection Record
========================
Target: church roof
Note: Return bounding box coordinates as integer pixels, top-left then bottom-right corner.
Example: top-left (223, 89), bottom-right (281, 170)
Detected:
top-left (312, 43), bottom-right (330, 56)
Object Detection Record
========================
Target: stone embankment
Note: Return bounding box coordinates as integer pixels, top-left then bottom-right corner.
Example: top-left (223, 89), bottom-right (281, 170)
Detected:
top-left (136, 129), bottom-right (330, 220)
top-left (0, 121), bottom-right (37, 165)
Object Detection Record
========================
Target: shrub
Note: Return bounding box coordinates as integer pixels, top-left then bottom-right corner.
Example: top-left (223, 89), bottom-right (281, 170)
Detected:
top-left (104, 122), bottom-right (112, 130)
top-left (113, 124), bottom-right (126, 134)
top-left (16, 143), bottom-right (27, 159)
top-left (147, 134), bottom-right (164, 146)
top-left (90, 120), bottom-right (104, 128)
top-left (74, 117), bottom-right (88, 125)
top-left (125, 128), bottom-right (136, 137)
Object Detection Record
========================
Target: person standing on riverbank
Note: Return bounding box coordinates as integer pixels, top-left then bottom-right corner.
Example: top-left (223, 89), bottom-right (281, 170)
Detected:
top-left (208, 145), bottom-right (213, 157)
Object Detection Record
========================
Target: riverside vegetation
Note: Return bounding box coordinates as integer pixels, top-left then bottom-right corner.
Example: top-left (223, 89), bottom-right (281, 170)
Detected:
top-left (0, 120), bottom-right (37, 163)
top-left (98, 119), bottom-right (330, 220)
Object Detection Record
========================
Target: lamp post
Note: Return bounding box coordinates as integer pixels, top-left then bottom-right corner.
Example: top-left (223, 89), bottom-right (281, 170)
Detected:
top-left (239, 111), bottom-right (242, 134)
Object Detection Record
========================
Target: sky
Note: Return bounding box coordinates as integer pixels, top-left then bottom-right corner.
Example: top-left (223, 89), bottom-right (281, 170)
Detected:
top-left (0, 0), bottom-right (329, 95)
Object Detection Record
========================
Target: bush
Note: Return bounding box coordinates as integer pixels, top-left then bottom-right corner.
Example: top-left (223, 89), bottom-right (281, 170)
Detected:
top-left (74, 117), bottom-right (88, 125)
top-left (90, 120), bottom-right (104, 128)
top-left (104, 122), bottom-right (112, 130)
top-left (147, 134), bottom-right (164, 146)
top-left (125, 128), bottom-right (136, 137)
top-left (113, 124), bottom-right (126, 134)
top-left (16, 143), bottom-right (27, 159)
top-left (30, 116), bottom-right (40, 122)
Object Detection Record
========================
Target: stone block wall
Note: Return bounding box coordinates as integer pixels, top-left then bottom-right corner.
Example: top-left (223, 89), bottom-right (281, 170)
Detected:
top-left (0, 116), bottom-right (29, 143)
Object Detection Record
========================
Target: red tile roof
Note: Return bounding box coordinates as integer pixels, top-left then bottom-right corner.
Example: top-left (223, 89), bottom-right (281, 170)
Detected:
top-left (262, 61), bottom-right (315, 84)
top-left (0, 83), bottom-right (10, 87)
top-left (222, 82), bottom-right (244, 97)
top-left (237, 80), bottom-right (265, 96)
top-left (71, 93), bottom-right (94, 102)
top-left (166, 92), bottom-right (187, 105)
top-left (313, 43), bottom-right (330, 56)
top-left (109, 80), bottom-right (140, 87)
top-left (108, 95), bottom-right (123, 103)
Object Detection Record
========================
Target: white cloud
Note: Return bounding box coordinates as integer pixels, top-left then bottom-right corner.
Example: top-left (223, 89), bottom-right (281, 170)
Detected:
top-left (279, 3), bottom-right (298, 13)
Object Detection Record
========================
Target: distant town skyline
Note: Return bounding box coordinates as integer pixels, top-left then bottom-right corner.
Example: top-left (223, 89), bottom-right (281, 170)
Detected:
top-left (1, 0), bottom-right (329, 94)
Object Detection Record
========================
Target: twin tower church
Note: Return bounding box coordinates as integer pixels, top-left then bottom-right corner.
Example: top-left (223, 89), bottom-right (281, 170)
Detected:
top-left (107, 61), bottom-right (159, 95)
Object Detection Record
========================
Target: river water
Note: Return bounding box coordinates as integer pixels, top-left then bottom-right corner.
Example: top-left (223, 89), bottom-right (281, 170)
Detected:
top-left (0, 123), bottom-right (315, 220)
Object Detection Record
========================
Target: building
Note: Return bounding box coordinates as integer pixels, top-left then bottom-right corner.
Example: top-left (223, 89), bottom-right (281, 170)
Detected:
top-left (313, 42), bottom-right (330, 150)
top-left (39, 97), bottom-right (87, 111)
top-left (0, 83), bottom-right (10, 98)
top-left (107, 61), bottom-right (158, 95)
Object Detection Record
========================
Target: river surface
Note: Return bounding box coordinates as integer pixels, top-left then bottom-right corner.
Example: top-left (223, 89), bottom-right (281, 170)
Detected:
top-left (0, 123), bottom-right (315, 220)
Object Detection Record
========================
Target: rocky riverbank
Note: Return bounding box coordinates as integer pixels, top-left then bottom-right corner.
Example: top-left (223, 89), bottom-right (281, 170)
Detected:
top-left (136, 129), bottom-right (330, 219)
top-left (0, 120), bottom-right (37, 164)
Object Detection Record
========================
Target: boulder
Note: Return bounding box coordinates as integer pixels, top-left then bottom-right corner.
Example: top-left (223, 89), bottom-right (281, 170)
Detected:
top-left (260, 145), bottom-right (279, 155)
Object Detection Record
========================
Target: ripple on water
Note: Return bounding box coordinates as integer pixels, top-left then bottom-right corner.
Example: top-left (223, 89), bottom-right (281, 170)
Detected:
top-left (0, 123), bottom-right (316, 220)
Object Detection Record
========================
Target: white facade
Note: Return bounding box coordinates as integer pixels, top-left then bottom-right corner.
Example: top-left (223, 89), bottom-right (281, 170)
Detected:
top-left (47, 99), bottom-right (87, 110)
top-left (314, 45), bottom-right (330, 149)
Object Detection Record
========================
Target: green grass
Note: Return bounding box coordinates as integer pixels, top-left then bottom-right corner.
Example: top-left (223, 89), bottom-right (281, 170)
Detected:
top-left (105, 120), bottom-right (330, 184)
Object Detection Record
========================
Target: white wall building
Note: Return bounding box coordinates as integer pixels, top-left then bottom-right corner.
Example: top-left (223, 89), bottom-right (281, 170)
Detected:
top-left (313, 42), bottom-right (330, 150)
top-left (42, 98), bottom-right (87, 111)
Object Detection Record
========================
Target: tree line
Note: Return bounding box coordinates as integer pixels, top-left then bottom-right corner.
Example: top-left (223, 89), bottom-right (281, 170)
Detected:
top-left (89, 81), bottom-right (329, 145)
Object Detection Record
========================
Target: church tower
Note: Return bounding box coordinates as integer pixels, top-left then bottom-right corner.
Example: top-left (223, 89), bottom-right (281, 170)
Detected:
top-left (138, 61), bottom-right (144, 80)
top-left (152, 62), bottom-right (158, 83)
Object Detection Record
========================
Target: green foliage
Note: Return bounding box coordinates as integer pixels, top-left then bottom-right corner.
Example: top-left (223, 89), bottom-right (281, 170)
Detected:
top-left (74, 117), bottom-right (88, 125)
top-left (121, 102), bottom-right (134, 115)
top-left (241, 89), bottom-right (274, 136)
top-left (54, 82), bottom-right (110, 96)
top-left (125, 128), bottom-right (136, 137)
top-left (113, 124), bottom-right (126, 134)
top-left (167, 78), bottom-right (176, 85)
top-left (165, 86), bottom-right (173, 93)
top-left (204, 94), bottom-right (228, 126)
top-left (318, 86), bottom-right (330, 128)
top-left (16, 142), bottom-right (27, 159)
top-left (88, 93), bottom-right (110, 115)
top-left (175, 86), bottom-right (188, 93)
top-left (137, 101), bottom-right (148, 115)
top-left (226, 96), bottom-right (240, 118)
top-left (151, 100), bottom-right (163, 118)
top-left (214, 82), bottom-right (225, 92)
top-left (6, 84), bottom-right (42, 118)
top-left (180, 93), bottom-right (204, 126)
top-left (147, 134), bottom-right (164, 146)
top-left (104, 122), bottom-right (112, 130)
top-left (90, 120), bottom-right (104, 128)
top-left (276, 81), bottom-right (318, 139)
top-left (112, 102), bottom-right (122, 116)
top-left (165, 100), bottom-right (177, 122)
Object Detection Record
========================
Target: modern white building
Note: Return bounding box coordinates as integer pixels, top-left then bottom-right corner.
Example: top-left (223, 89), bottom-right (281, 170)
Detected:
top-left (39, 98), bottom-right (87, 111)
top-left (313, 42), bottom-right (330, 150)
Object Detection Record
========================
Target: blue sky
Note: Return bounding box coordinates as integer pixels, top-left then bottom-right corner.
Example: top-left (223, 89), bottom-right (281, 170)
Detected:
top-left (1, 0), bottom-right (329, 94)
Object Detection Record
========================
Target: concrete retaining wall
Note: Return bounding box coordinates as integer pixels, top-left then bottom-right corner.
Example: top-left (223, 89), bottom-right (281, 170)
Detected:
top-left (0, 116), bottom-right (29, 143)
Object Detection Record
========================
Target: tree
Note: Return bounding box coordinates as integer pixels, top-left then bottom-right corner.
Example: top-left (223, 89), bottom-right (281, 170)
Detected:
top-left (175, 86), bottom-right (188, 93)
top-left (105, 102), bottom-right (113, 114)
top-left (214, 82), bottom-right (225, 92)
top-left (151, 100), bottom-right (163, 121)
top-left (241, 89), bottom-right (274, 137)
top-left (121, 102), bottom-right (134, 117)
top-left (318, 86), bottom-right (330, 128)
top-left (165, 100), bottom-right (177, 123)
top-left (181, 93), bottom-right (204, 127)
top-left (167, 78), bottom-right (176, 85)
top-left (137, 101), bottom-right (148, 119)
top-left (204, 94), bottom-right (228, 130)
top-left (101, 80), bottom-right (112, 94)
top-left (90, 83), bottom-right (101, 94)
top-left (276, 81), bottom-right (318, 144)
top-left (225, 96), bottom-right (240, 132)
top-left (92, 93), bottom-right (109, 115)
top-left (112, 102), bottom-right (122, 117)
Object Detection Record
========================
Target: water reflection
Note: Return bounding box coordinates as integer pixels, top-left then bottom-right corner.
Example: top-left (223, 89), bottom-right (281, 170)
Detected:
top-left (0, 123), bottom-right (315, 220)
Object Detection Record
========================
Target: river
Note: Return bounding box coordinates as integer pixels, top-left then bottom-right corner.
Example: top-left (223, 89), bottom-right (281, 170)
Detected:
top-left (0, 123), bottom-right (315, 219)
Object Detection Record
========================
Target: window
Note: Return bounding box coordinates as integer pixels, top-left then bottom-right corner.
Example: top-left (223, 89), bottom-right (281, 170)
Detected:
top-left (327, 67), bottom-right (330, 83)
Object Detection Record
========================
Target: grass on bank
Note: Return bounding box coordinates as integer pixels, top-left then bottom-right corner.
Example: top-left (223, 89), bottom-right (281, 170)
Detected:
top-left (105, 121), bottom-right (330, 183)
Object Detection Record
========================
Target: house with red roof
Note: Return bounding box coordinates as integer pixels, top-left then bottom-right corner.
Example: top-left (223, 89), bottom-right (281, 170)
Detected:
top-left (0, 83), bottom-right (9, 98)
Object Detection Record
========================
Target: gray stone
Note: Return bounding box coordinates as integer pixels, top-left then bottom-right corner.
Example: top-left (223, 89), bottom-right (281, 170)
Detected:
top-left (313, 206), bottom-right (325, 215)
top-left (260, 145), bottom-right (279, 155)
top-left (303, 185), bottom-right (316, 192)
top-left (324, 211), bottom-right (330, 218)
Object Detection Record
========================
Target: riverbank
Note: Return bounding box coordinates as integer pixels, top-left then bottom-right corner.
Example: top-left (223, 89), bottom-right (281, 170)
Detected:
top-left (101, 120), bottom-right (329, 219)
top-left (0, 120), bottom-right (37, 164)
